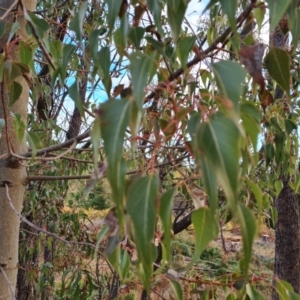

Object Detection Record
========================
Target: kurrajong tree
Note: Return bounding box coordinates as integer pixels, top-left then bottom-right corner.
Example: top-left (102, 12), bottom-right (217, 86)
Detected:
top-left (0, 0), bottom-right (299, 299)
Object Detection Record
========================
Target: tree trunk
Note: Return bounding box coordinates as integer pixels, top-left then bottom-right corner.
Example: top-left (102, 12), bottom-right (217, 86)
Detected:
top-left (273, 181), bottom-right (300, 298)
top-left (0, 0), bottom-right (36, 298)
top-left (270, 14), bottom-right (300, 298)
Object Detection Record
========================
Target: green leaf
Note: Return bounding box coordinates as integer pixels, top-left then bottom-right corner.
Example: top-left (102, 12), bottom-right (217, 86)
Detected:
top-left (120, 250), bottom-right (130, 280)
top-left (168, 279), bottom-right (183, 300)
top-left (8, 81), bottom-right (22, 107)
top-left (240, 103), bottom-right (260, 151)
top-left (7, 22), bottom-right (20, 44)
top-left (19, 41), bottom-right (33, 65)
top-left (220, 0), bottom-right (237, 31)
top-left (62, 44), bottom-right (76, 75)
top-left (0, 119), bottom-right (5, 138)
top-left (246, 284), bottom-right (265, 300)
top-left (89, 29), bottom-right (102, 62)
top-left (145, 35), bottom-right (165, 57)
top-left (159, 189), bottom-right (176, 261)
top-left (27, 131), bottom-right (39, 157)
top-left (188, 208), bottom-right (219, 266)
top-left (177, 36), bottom-right (196, 69)
top-left (147, 0), bottom-right (163, 36)
top-left (98, 47), bottom-right (111, 94)
top-left (68, 81), bottom-right (84, 117)
top-left (128, 27), bottom-right (145, 48)
top-left (200, 158), bottom-right (218, 213)
top-left (275, 279), bottom-right (297, 300)
top-left (237, 204), bottom-right (256, 274)
top-left (265, 47), bottom-right (290, 96)
top-left (167, 0), bottom-right (190, 41)
top-left (287, 1), bottom-right (300, 49)
top-left (212, 61), bottom-right (247, 113)
top-left (12, 113), bottom-right (25, 142)
top-left (266, 0), bottom-right (291, 31)
top-left (129, 51), bottom-right (154, 109)
top-left (26, 12), bottom-right (50, 39)
top-left (69, 2), bottom-right (88, 41)
top-left (100, 99), bottom-right (130, 169)
top-left (126, 175), bottom-right (159, 292)
top-left (190, 113), bottom-right (240, 207)
top-left (114, 27), bottom-right (127, 57)
top-left (105, 0), bottom-right (122, 34)
top-left (247, 179), bottom-right (263, 217)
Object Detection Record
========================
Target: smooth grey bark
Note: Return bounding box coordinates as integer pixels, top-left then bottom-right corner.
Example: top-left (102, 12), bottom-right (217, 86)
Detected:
top-left (0, 0), bottom-right (36, 298)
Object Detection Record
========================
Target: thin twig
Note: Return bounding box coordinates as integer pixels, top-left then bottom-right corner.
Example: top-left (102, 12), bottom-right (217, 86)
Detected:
top-left (0, 0), bottom-right (18, 20)
top-left (0, 266), bottom-right (16, 300)
top-left (5, 184), bottom-right (99, 250)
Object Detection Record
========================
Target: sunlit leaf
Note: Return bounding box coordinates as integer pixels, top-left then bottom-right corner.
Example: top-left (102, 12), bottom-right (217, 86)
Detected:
top-left (246, 284), bottom-right (265, 300)
top-left (265, 47), bottom-right (290, 96)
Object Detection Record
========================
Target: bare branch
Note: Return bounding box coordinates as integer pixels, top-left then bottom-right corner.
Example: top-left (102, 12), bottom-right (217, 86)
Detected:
top-left (0, 266), bottom-right (16, 300)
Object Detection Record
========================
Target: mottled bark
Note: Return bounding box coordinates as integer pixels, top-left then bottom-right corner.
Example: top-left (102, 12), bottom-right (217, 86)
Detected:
top-left (270, 14), bottom-right (300, 299)
top-left (273, 182), bottom-right (300, 298)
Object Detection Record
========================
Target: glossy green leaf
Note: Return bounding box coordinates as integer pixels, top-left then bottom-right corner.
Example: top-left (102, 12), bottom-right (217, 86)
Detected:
top-left (27, 131), bottom-right (39, 157)
top-left (275, 279), bottom-right (297, 300)
top-left (190, 113), bottom-right (240, 206)
top-left (129, 51), bottom-right (153, 109)
top-left (212, 61), bottom-right (247, 113)
top-left (105, 0), bottom-right (122, 34)
top-left (220, 0), bottom-right (237, 31)
top-left (237, 204), bottom-right (256, 274)
top-left (167, 0), bottom-right (189, 41)
top-left (126, 175), bottom-right (159, 292)
top-left (159, 188), bottom-right (176, 261)
top-left (177, 36), bottom-right (196, 69)
top-left (188, 208), bottom-right (219, 266)
top-left (68, 81), bottom-right (84, 117)
top-left (8, 81), bottom-right (22, 107)
top-left (69, 2), bottom-right (88, 41)
top-left (128, 27), bottom-right (145, 48)
top-left (265, 47), bottom-right (290, 96)
top-left (266, 0), bottom-right (291, 31)
top-left (26, 12), bottom-right (49, 39)
top-left (168, 279), bottom-right (183, 300)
